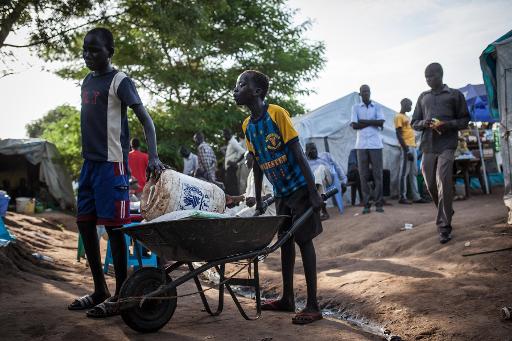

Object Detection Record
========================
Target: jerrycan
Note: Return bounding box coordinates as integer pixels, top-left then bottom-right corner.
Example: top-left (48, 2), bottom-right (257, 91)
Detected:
top-left (141, 169), bottom-right (226, 221)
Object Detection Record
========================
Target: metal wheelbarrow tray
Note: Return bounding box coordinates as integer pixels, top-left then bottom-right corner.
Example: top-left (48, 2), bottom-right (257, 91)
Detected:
top-left (117, 189), bottom-right (338, 333)
top-left (122, 215), bottom-right (288, 262)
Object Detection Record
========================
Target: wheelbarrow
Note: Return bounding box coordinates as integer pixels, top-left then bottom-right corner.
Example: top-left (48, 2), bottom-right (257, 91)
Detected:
top-left (117, 188), bottom-right (338, 333)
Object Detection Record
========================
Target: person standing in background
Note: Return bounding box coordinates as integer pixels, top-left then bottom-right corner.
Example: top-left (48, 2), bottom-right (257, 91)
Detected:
top-left (394, 99), bottom-right (427, 205)
top-left (179, 146), bottom-right (199, 176)
top-left (223, 128), bottom-right (246, 195)
top-left (411, 62), bottom-right (470, 244)
top-left (128, 138), bottom-right (149, 197)
top-left (350, 85), bottom-right (385, 214)
top-left (193, 131), bottom-right (218, 184)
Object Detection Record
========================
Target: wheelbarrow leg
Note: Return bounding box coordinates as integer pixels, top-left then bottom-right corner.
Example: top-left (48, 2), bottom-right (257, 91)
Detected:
top-left (188, 262), bottom-right (224, 316)
top-left (222, 259), bottom-right (262, 320)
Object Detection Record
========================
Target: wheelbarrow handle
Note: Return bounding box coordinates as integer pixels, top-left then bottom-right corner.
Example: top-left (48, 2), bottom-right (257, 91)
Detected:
top-left (321, 187), bottom-right (339, 202)
top-left (256, 186), bottom-right (338, 216)
top-left (265, 187), bottom-right (339, 253)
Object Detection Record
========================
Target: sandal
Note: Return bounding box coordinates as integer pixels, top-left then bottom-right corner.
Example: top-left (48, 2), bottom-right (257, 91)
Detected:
top-left (261, 299), bottom-right (295, 312)
top-left (86, 297), bottom-right (120, 318)
top-left (68, 294), bottom-right (108, 311)
top-left (292, 311), bottom-right (323, 325)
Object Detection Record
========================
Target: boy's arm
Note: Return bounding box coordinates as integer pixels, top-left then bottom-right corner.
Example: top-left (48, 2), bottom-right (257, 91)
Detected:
top-left (289, 140), bottom-right (322, 211)
top-left (253, 154), bottom-right (265, 214)
top-left (132, 104), bottom-right (165, 178)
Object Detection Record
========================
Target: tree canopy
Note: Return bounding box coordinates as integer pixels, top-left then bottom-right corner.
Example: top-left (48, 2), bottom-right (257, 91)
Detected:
top-left (0, 0), bottom-right (121, 77)
top-left (32, 0), bottom-right (325, 169)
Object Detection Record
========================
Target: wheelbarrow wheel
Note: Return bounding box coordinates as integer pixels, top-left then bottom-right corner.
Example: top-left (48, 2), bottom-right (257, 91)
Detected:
top-left (120, 267), bottom-right (177, 333)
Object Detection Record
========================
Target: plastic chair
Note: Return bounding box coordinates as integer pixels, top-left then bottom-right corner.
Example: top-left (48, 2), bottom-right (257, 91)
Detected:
top-left (0, 217), bottom-right (15, 243)
top-left (103, 222), bottom-right (158, 274)
top-left (328, 166), bottom-right (344, 214)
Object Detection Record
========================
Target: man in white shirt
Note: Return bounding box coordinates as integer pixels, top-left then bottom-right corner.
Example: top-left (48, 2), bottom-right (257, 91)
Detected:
top-left (350, 85), bottom-right (385, 214)
top-left (223, 128), bottom-right (246, 195)
top-left (236, 151), bottom-right (276, 217)
top-left (179, 146), bottom-right (198, 176)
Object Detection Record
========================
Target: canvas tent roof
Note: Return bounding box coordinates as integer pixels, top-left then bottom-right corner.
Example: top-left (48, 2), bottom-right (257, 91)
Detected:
top-left (292, 92), bottom-right (402, 196)
top-left (480, 31), bottom-right (512, 220)
top-left (0, 138), bottom-right (75, 209)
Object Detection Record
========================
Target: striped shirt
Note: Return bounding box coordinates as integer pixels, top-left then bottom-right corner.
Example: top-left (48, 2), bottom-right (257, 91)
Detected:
top-left (80, 69), bottom-right (141, 162)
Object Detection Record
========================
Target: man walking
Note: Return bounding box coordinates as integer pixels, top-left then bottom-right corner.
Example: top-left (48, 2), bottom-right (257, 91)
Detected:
top-left (128, 138), bottom-right (149, 197)
top-left (412, 63), bottom-right (470, 244)
top-left (394, 99), bottom-right (427, 204)
top-left (350, 85), bottom-right (385, 214)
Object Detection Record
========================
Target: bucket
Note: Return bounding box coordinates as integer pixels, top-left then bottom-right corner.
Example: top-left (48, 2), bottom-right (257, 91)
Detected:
top-left (16, 197), bottom-right (35, 214)
top-left (141, 169), bottom-right (226, 221)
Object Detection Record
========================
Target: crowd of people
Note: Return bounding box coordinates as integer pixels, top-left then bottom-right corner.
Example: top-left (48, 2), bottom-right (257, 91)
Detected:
top-left (69, 27), bottom-right (470, 327)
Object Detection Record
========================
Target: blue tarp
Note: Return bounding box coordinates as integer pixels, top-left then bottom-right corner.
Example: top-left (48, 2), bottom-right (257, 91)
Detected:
top-left (458, 83), bottom-right (497, 122)
top-left (479, 30), bottom-right (512, 120)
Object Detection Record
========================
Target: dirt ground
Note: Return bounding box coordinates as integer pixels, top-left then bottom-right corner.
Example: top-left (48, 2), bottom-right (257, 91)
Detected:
top-left (1, 190), bottom-right (512, 340)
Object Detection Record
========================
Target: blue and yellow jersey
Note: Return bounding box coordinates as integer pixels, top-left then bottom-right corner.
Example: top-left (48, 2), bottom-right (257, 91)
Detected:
top-left (242, 104), bottom-right (307, 197)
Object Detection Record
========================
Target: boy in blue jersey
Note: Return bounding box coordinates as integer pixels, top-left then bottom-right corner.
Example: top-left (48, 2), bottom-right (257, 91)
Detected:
top-left (67, 28), bottom-right (165, 317)
top-left (234, 70), bottom-right (323, 324)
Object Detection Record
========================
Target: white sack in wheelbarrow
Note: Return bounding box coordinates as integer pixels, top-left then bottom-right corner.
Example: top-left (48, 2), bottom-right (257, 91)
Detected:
top-left (141, 169), bottom-right (226, 221)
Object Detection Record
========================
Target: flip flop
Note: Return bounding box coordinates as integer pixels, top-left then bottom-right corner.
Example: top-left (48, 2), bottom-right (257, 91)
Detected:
top-left (86, 297), bottom-right (120, 318)
top-left (292, 311), bottom-right (323, 325)
top-left (261, 299), bottom-right (295, 312)
top-left (68, 294), bottom-right (108, 311)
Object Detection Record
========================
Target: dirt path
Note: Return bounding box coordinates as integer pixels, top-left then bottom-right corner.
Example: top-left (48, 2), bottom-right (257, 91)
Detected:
top-left (0, 213), bottom-right (379, 341)
top-left (259, 191), bottom-right (512, 340)
top-left (1, 191), bottom-right (512, 340)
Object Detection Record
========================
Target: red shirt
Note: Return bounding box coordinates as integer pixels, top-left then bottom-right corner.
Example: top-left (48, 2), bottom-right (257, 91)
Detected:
top-left (128, 149), bottom-right (149, 193)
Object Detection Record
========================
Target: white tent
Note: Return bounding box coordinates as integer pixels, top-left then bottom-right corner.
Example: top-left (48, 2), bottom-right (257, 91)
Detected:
top-left (292, 92), bottom-right (402, 198)
top-left (0, 138), bottom-right (76, 210)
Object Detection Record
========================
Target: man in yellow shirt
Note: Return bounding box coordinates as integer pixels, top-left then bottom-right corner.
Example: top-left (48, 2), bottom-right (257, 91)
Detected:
top-left (394, 98), bottom-right (427, 204)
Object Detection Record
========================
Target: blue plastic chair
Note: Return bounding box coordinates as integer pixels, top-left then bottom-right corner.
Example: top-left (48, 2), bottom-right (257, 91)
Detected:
top-left (0, 217), bottom-right (16, 244)
top-left (328, 166), bottom-right (344, 214)
top-left (103, 222), bottom-right (157, 274)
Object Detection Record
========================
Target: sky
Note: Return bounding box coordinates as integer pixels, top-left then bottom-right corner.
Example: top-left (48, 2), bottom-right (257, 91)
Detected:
top-left (1, 0), bottom-right (511, 139)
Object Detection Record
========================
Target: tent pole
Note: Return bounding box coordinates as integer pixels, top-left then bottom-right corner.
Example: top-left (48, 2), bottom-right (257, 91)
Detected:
top-left (475, 126), bottom-right (490, 194)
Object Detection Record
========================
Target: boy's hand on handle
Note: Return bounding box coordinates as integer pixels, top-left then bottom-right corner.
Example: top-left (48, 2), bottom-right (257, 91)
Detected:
top-left (146, 157), bottom-right (166, 181)
top-left (254, 200), bottom-right (267, 216)
top-left (309, 191), bottom-right (323, 212)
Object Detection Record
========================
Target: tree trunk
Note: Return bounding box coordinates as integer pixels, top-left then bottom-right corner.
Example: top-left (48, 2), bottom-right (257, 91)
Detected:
top-left (0, 0), bottom-right (31, 49)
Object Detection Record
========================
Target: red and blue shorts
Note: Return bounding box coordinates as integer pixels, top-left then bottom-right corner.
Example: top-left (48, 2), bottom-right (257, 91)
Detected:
top-left (77, 160), bottom-right (131, 226)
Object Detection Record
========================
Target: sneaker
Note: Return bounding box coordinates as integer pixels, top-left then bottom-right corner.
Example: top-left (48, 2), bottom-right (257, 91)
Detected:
top-left (362, 207), bottom-right (371, 214)
top-left (439, 233), bottom-right (452, 244)
top-left (413, 198), bottom-right (429, 204)
top-left (376, 206), bottom-right (384, 213)
top-left (398, 199), bottom-right (412, 204)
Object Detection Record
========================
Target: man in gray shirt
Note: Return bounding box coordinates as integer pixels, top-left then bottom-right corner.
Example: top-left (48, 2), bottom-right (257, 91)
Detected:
top-left (412, 63), bottom-right (470, 244)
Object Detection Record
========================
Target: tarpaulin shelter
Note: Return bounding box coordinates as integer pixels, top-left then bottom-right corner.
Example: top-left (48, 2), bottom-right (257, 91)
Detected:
top-left (292, 92), bottom-right (401, 198)
top-left (0, 138), bottom-right (75, 210)
top-left (480, 30), bottom-right (512, 222)
top-left (458, 83), bottom-right (497, 194)
top-left (459, 84), bottom-right (497, 123)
